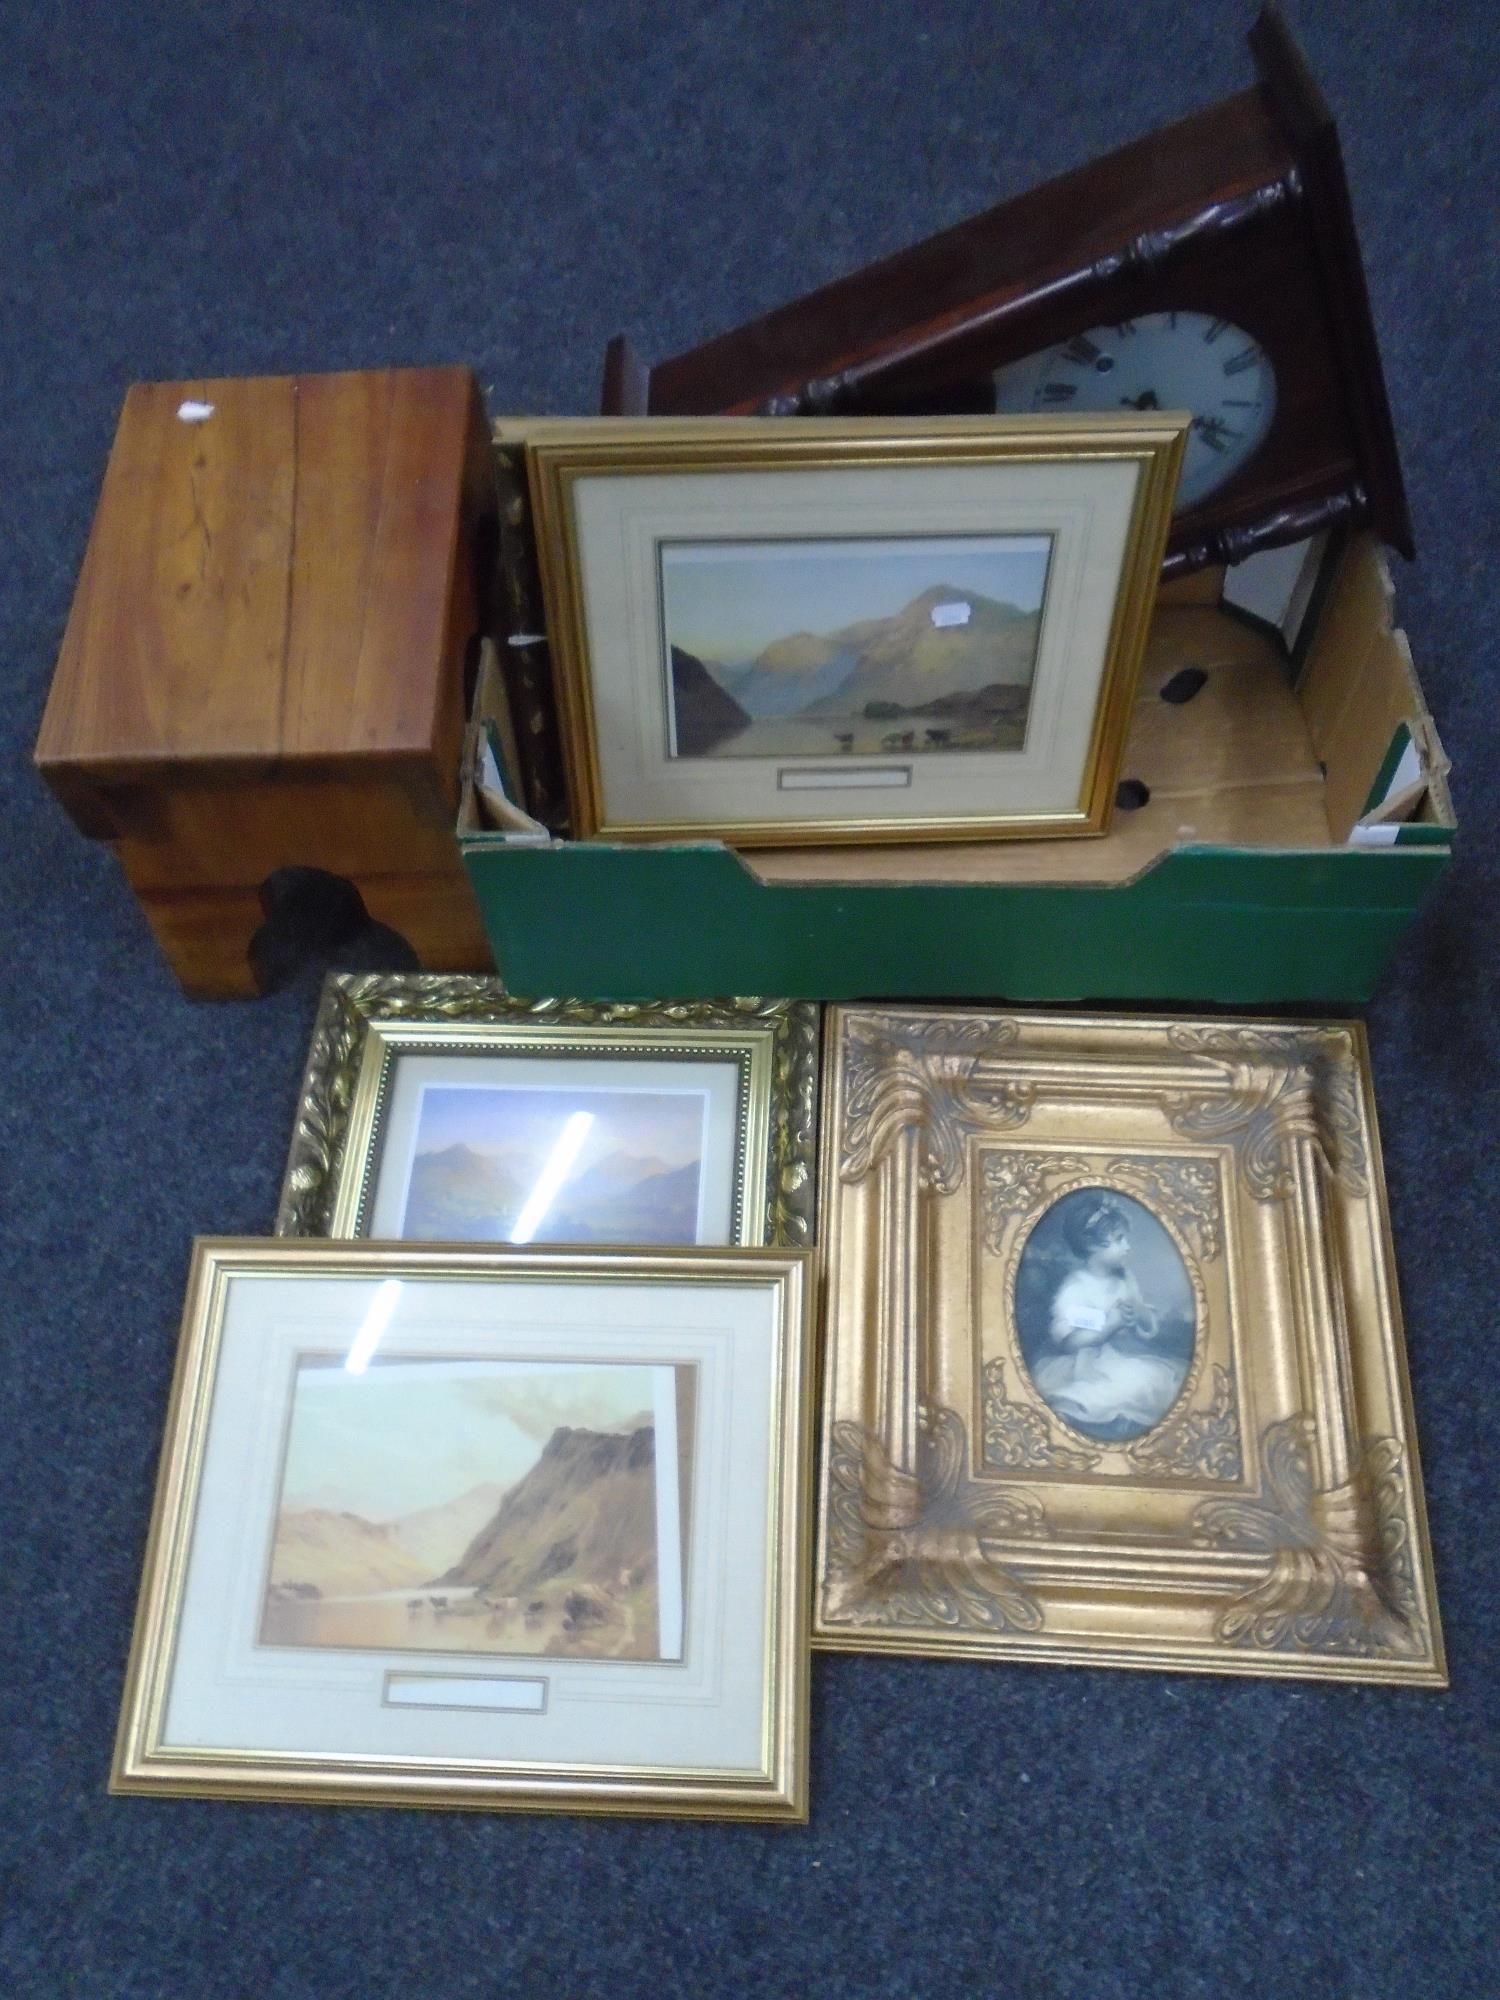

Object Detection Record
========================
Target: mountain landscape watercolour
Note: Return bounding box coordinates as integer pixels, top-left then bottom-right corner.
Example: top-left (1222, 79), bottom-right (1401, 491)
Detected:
top-left (660, 534), bottom-right (1052, 761)
top-left (260, 1356), bottom-right (688, 1663)
top-left (398, 1083), bottom-right (709, 1243)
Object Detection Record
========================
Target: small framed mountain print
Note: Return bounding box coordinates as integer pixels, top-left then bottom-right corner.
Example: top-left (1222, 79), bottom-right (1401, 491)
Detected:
top-left (813, 1006), bottom-right (1444, 1686)
top-left (516, 413), bottom-right (1185, 845)
top-left (275, 978), bottom-right (818, 1251)
top-left (111, 1241), bottom-right (813, 1819)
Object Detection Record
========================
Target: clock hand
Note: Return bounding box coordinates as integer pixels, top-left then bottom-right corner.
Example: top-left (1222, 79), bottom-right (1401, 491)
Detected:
top-left (1120, 390), bottom-right (1160, 410)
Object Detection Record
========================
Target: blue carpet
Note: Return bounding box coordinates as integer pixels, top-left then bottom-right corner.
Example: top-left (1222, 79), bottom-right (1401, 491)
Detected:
top-left (2, 3), bottom-right (1496, 1995)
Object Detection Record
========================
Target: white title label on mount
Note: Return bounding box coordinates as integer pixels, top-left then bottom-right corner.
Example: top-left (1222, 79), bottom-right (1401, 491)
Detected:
top-left (930, 600), bottom-right (972, 628)
top-left (384, 1673), bottom-right (547, 1714)
top-left (778, 765), bottom-right (913, 792)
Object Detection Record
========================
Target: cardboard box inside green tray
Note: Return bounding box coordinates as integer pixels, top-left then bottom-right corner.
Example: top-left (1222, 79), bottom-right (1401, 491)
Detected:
top-left (459, 533), bottom-right (1453, 1004)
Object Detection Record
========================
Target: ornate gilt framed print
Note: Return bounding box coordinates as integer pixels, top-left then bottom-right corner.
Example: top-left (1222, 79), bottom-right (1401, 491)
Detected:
top-left (814, 1007), bottom-right (1444, 1685)
top-left (516, 413), bottom-right (1186, 845)
top-left (275, 977), bottom-right (818, 1250)
top-left (112, 1240), bottom-right (813, 1819)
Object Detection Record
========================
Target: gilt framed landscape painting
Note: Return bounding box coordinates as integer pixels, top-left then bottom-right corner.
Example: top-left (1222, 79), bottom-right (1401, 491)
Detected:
top-left (111, 1241), bottom-right (813, 1819)
top-left (517, 414), bottom-right (1186, 844)
top-left (275, 978), bottom-right (818, 1251)
top-left (813, 1006), bottom-right (1444, 1685)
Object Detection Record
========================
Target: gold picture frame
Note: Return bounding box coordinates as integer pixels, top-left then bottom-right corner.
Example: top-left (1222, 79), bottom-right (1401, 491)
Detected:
top-left (275, 977), bottom-right (819, 1250)
top-left (112, 1240), bottom-right (814, 1819)
top-left (813, 1006), bottom-right (1444, 1685)
top-left (515, 414), bottom-right (1186, 846)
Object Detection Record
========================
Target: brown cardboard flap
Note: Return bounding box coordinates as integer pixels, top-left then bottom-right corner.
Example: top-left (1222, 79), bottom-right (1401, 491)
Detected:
top-left (460, 638), bottom-right (549, 839)
top-left (1299, 537), bottom-right (1451, 840)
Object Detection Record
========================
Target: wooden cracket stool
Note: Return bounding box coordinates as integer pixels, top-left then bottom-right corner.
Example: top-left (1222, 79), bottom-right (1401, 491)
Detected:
top-left (35, 365), bottom-right (497, 997)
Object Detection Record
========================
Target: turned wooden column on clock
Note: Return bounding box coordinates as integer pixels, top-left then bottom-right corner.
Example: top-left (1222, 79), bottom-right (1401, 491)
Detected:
top-left (34, 366), bottom-right (498, 997)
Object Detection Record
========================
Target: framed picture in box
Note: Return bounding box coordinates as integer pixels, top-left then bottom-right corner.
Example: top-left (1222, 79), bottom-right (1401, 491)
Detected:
top-left (813, 1005), bottom-right (1444, 1685)
top-left (516, 414), bottom-right (1186, 846)
top-left (276, 977), bottom-right (819, 1249)
top-left (112, 1240), bottom-right (813, 1819)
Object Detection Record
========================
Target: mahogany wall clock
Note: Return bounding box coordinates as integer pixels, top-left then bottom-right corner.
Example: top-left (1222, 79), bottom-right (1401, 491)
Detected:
top-left (601, 7), bottom-right (1411, 579)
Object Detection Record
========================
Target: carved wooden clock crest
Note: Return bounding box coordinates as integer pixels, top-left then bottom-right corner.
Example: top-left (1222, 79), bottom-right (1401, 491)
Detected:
top-left (602, 7), bottom-right (1410, 580)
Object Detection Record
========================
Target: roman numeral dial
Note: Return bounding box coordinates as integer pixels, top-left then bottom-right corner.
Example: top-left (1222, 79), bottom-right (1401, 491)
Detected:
top-left (992, 309), bottom-right (1277, 511)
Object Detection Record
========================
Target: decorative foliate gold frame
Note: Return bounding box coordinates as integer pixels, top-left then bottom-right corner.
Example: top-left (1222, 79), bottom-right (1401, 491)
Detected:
top-left (275, 976), bottom-right (819, 1250)
top-left (813, 1006), bottom-right (1444, 1685)
top-left (111, 1240), bottom-right (814, 1820)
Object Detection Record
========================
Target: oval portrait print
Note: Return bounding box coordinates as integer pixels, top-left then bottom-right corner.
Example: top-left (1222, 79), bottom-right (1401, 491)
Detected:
top-left (1013, 1186), bottom-right (1195, 1443)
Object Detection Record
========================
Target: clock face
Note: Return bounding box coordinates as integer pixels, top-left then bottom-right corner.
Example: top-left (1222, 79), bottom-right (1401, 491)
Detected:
top-left (992, 311), bottom-right (1278, 512)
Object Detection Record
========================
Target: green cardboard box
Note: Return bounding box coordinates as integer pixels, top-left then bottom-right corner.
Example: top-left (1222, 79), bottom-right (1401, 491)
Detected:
top-left (459, 534), bottom-right (1451, 1005)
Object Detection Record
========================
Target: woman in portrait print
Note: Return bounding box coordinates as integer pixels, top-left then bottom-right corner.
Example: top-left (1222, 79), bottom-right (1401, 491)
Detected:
top-left (1016, 1188), bottom-right (1193, 1443)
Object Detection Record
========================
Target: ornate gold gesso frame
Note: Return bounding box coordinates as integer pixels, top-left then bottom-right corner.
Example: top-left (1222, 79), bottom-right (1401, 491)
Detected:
top-left (275, 977), bottom-right (819, 1249)
top-left (814, 1007), bottom-right (1444, 1685)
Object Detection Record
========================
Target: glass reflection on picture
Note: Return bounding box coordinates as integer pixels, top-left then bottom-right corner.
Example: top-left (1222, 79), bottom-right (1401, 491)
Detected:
top-left (396, 1084), bottom-right (710, 1245)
